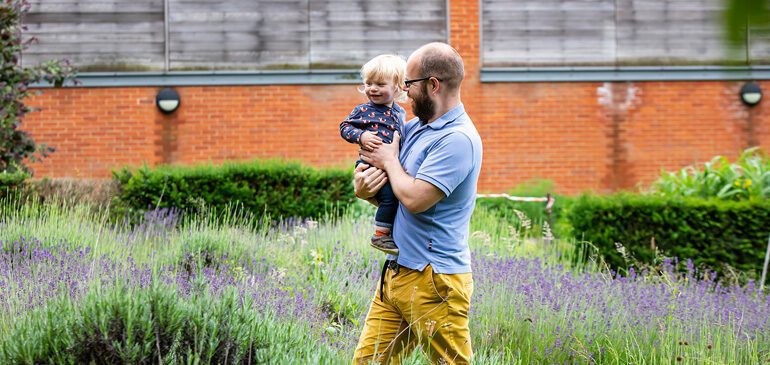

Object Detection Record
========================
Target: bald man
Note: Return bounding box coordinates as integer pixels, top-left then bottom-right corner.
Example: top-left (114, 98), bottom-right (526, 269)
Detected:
top-left (353, 42), bottom-right (483, 365)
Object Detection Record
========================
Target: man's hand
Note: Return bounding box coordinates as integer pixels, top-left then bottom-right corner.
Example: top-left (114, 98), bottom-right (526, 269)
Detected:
top-left (354, 163), bottom-right (388, 201)
top-left (359, 131), bottom-right (383, 152)
top-left (360, 132), bottom-right (400, 171)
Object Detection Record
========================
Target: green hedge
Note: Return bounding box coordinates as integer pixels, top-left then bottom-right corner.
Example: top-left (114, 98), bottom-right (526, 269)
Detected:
top-left (567, 194), bottom-right (770, 276)
top-left (113, 160), bottom-right (355, 219)
top-left (0, 170), bottom-right (29, 199)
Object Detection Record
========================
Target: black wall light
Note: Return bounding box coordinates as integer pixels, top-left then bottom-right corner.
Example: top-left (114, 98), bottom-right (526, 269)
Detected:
top-left (156, 88), bottom-right (181, 113)
top-left (740, 82), bottom-right (762, 106)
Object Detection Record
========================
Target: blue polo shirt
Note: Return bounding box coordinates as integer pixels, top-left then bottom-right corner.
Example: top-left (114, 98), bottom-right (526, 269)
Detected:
top-left (391, 103), bottom-right (483, 274)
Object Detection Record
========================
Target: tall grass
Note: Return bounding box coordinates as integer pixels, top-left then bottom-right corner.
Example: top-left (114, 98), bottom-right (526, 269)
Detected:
top-left (1, 198), bottom-right (769, 364)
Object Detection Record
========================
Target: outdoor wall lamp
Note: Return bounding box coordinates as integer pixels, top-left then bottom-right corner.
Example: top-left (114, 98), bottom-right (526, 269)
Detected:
top-left (740, 82), bottom-right (762, 106)
top-left (156, 88), bottom-right (180, 113)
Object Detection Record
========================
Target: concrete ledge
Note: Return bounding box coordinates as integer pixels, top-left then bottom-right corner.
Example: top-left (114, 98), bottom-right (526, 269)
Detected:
top-left (31, 66), bottom-right (770, 87)
top-left (32, 70), bottom-right (362, 88)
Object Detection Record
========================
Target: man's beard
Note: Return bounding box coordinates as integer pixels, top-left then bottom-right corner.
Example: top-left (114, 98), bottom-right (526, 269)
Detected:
top-left (411, 84), bottom-right (435, 122)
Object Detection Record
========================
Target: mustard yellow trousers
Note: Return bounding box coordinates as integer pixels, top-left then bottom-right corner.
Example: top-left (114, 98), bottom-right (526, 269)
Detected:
top-left (353, 263), bottom-right (474, 365)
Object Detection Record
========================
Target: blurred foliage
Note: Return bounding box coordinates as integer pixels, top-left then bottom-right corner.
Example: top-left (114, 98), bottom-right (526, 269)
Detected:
top-left (650, 147), bottom-right (770, 200)
top-left (725, 0), bottom-right (770, 48)
top-left (0, 169), bottom-right (28, 199)
top-left (1, 0), bottom-right (76, 174)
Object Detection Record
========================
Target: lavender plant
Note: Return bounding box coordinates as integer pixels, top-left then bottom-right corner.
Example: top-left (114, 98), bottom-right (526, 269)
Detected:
top-left (1, 199), bottom-right (769, 364)
top-left (471, 256), bottom-right (770, 363)
top-left (0, 283), bottom-right (340, 364)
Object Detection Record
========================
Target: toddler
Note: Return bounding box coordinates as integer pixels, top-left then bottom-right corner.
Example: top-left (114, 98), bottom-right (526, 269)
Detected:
top-left (339, 54), bottom-right (406, 255)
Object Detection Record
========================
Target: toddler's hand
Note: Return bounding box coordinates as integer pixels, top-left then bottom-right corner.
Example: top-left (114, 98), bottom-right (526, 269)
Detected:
top-left (359, 131), bottom-right (383, 152)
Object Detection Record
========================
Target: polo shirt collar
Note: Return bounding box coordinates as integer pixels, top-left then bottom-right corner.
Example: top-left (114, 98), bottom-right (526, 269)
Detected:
top-left (423, 103), bottom-right (466, 130)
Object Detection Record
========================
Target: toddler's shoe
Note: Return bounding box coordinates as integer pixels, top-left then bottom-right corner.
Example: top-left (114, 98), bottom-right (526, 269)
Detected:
top-left (370, 235), bottom-right (399, 255)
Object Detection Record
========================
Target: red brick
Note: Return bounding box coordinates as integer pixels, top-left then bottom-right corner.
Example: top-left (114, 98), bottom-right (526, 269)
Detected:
top-left (21, 22), bottom-right (770, 195)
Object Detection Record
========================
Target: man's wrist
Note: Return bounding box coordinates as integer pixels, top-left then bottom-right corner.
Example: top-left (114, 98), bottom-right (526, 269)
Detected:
top-left (354, 187), bottom-right (374, 200)
top-left (382, 158), bottom-right (400, 174)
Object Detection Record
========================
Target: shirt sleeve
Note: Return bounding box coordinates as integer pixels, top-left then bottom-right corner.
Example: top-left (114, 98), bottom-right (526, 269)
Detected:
top-left (339, 107), bottom-right (365, 144)
top-left (415, 132), bottom-right (475, 197)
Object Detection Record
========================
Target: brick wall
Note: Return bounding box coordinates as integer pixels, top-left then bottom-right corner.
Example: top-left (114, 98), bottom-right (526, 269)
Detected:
top-left (21, 4), bottom-right (770, 195)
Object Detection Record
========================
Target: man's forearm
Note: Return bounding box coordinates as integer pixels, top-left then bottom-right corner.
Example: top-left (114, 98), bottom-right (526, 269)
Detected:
top-left (382, 160), bottom-right (434, 213)
top-left (358, 133), bottom-right (443, 213)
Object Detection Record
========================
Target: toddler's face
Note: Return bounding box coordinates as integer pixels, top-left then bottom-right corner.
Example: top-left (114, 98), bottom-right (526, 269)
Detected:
top-left (363, 78), bottom-right (398, 106)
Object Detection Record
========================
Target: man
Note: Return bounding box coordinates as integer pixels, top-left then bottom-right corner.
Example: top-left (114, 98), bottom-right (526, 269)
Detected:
top-left (352, 42), bottom-right (483, 365)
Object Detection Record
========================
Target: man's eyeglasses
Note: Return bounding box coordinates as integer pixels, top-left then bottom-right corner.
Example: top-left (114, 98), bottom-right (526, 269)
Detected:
top-left (404, 76), bottom-right (442, 88)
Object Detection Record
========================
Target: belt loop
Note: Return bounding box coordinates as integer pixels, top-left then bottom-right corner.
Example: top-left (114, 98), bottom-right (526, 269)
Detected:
top-left (388, 259), bottom-right (400, 274)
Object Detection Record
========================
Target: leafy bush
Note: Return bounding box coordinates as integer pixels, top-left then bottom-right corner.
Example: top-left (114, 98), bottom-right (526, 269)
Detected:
top-left (650, 147), bottom-right (770, 200)
top-left (567, 193), bottom-right (770, 277)
top-left (113, 160), bottom-right (355, 220)
top-left (1, 0), bottom-right (76, 174)
top-left (0, 169), bottom-right (27, 197)
top-left (0, 284), bottom-right (339, 364)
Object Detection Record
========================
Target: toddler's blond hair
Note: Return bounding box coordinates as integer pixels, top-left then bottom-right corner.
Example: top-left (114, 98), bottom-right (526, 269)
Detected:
top-left (359, 54), bottom-right (407, 103)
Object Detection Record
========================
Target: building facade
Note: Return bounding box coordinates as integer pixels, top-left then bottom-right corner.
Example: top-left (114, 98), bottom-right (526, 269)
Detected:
top-left (23, 0), bottom-right (770, 194)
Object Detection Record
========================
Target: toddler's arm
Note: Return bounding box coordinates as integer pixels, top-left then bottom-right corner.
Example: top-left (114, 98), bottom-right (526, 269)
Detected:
top-left (359, 131), bottom-right (382, 151)
top-left (339, 107), bottom-right (365, 144)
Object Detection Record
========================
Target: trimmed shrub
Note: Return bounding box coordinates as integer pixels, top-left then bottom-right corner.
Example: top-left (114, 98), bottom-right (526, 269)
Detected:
top-left (0, 169), bottom-right (28, 198)
top-left (113, 160), bottom-right (355, 220)
top-left (567, 194), bottom-right (770, 276)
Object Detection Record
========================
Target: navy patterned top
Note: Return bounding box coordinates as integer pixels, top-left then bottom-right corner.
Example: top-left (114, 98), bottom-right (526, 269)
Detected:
top-left (339, 101), bottom-right (405, 145)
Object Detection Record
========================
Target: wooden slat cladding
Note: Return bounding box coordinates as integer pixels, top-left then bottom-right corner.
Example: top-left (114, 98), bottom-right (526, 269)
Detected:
top-left (24, 1), bottom-right (165, 71)
top-left (614, 0), bottom-right (742, 65)
top-left (23, 0), bottom-right (447, 71)
top-left (483, 0), bottom-right (616, 66)
top-left (309, 0), bottom-right (447, 67)
top-left (483, 0), bottom-right (763, 67)
top-left (169, 0), bottom-right (310, 70)
top-left (750, 25), bottom-right (770, 64)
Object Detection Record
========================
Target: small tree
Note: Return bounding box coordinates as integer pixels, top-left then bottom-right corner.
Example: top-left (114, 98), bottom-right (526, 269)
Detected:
top-left (1, 0), bottom-right (76, 174)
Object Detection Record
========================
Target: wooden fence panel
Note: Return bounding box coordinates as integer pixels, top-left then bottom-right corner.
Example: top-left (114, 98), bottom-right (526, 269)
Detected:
top-left (169, 0), bottom-right (310, 70)
top-left (24, 1), bottom-right (764, 70)
top-left (615, 0), bottom-right (744, 65)
top-left (23, 0), bottom-right (447, 71)
top-left (482, 0), bottom-right (764, 67)
top-left (750, 25), bottom-right (770, 64)
top-left (24, 0), bottom-right (165, 71)
top-left (483, 0), bottom-right (617, 66)
top-left (309, 0), bottom-right (447, 67)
